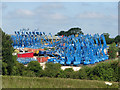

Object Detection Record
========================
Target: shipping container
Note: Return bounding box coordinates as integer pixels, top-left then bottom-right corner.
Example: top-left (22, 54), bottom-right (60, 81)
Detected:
top-left (37, 56), bottom-right (48, 63)
top-left (17, 52), bottom-right (34, 58)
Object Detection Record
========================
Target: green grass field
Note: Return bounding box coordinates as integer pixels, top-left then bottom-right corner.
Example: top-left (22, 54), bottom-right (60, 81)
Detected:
top-left (2, 76), bottom-right (118, 88)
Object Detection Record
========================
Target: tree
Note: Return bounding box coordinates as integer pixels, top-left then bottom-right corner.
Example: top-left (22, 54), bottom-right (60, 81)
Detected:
top-left (55, 27), bottom-right (83, 36)
top-left (103, 33), bottom-right (114, 44)
top-left (103, 33), bottom-right (110, 38)
top-left (114, 35), bottom-right (120, 56)
top-left (27, 61), bottom-right (42, 76)
top-left (66, 27), bottom-right (83, 36)
top-left (108, 42), bottom-right (118, 59)
top-left (114, 35), bottom-right (120, 43)
top-left (2, 62), bottom-right (8, 75)
top-left (55, 31), bottom-right (65, 36)
top-left (1, 28), bottom-right (14, 75)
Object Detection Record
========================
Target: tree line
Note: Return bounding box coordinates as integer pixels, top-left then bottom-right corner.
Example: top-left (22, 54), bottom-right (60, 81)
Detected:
top-left (55, 27), bottom-right (120, 44)
top-left (2, 60), bottom-right (119, 82)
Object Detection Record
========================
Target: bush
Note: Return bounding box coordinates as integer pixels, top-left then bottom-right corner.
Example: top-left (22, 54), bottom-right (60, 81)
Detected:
top-left (91, 75), bottom-right (100, 80)
top-left (102, 68), bottom-right (114, 81)
top-left (12, 62), bottom-right (27, 76)
top-left (57, 70), bottom-right (66, 78)
top-left (89, 60), bottom-right (118, 81)
top-left (12, 66), bottom-right (18, 75)
top-left (75, 60), bottom-right (119, 82)
top-left (27, 61), bottom-right (42, 76)
top-left (92, 63), bottom-right (110, 78)
top-left (44, 62), bottom-right (61, 77)
top-left (23, 70), bottom-right (36, 77)
top-left (37, 70), bottom-right (46, 77)
top-left (70, 71), bottom-right (79, 79)
top-left (82, 66), bottom-right (93, 80)
top-left (108, 42), bottom-right (118, 59)
top-left (110, 61), bottom-right (119, 81)
top-left (78, 68), bottom-right (88, 79)
top-left (63, 68), bottom-right (74, 78)
top-left (2, 62), bottom-right (8, 75)
top-left (58, 68), bottom-right (79, 79)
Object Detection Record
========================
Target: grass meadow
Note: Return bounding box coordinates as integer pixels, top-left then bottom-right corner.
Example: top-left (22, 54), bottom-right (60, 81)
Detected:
top-left (2, 76), bottom-right (118, 88)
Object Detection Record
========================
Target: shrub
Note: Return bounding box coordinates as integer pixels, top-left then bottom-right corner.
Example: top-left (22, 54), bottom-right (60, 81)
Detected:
top-left (90, 60), bottom-right (119, 81)
top-left (108, 42), bottom-right (118, 59)
top-left (57, 70), bottom-right (66, 78)
top-left (2, 62), bottom-right (8, 75)
top-left (83, 66), bottom-right (93, 80)
top-left (63, 68), bottom-right (74, 78)
top-left (27, 61), bottom-right (42, 76)
top-left (77, 60), bottom-right (119, 82)
top-left (92, 75), bottom-right (100, 80)
top-left (23, 70), bottom-right (36, 77)
top-left (12, 62), bottom-right (27, 76)
top-left (12, 66), bottom-right (18, 75)
top-left (44, 62), bottom-right (61, 77)
top-left (92, 63), bottom-right (111, 78)
top-left (58, 68), bottom-right (79, 79)
top-left (38, 70), bottom-right (46, 77)
top-left (70, 71), bottom-right (79, 79)
top-left (110, 60), bottom-right (118, 70)
top-left (101, 68), bottom-right (114, 81)
top-left (78, 68), bottom-right (88, 79)
top-left (111, 61), bottom-right (119, 81)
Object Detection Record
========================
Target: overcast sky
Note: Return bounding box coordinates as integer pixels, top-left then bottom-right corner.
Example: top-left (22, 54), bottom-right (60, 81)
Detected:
top-left (1, 2), bottom-right (118, 37)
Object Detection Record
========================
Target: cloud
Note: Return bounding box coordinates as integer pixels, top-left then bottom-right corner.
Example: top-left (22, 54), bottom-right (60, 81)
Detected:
top-left (34, 3), bottom-right (66, 20)
top-left (5, 8), bottom-right (67, 21)
top-left (77, 12), bottom-right (117, 20)
top-left (77, 12), bottom-right (104, 19)
top-left (50, 13), bottom-right (66, 20)
top-left (37, 12), bottom-right (67, 20)
top-left (34, 3), bottom-right (65, 15)
top-left (34, 3), bottom-right (67, 20)
top-left (5, 3), bottom-right (66, 20)
top-left (6, 9), bottom-right (34, 19)
top-left (36, 3), bottom-right (65, 12)
top-left (17, 9), bottom-right (34, 16)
